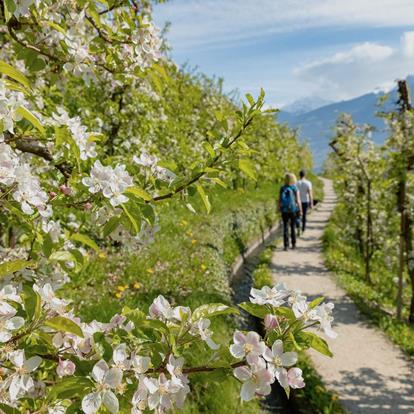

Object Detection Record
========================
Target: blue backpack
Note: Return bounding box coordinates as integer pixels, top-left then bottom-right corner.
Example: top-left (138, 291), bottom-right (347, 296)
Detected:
top-left (280, 185), bottom-right (297, 213)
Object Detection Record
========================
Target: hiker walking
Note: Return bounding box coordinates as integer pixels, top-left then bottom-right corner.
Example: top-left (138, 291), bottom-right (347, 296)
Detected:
top-left (296, 170), bottom-right (313, 233)
top-left (279, 173), bottom-right (302, 251)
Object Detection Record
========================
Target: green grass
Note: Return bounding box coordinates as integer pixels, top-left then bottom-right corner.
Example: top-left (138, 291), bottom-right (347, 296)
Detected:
top-left (64, 182), bottom-right (282, 413)
top-left (323, 205), bottom-right (414, 357)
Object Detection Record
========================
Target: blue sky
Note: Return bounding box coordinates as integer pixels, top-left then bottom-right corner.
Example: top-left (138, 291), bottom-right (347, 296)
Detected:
top-left (153, 0), bottom-right (414, 107)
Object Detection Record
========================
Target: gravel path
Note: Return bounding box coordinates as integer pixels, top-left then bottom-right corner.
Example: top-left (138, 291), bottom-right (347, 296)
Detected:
top-left (271, 178), bottom-right (414, 414)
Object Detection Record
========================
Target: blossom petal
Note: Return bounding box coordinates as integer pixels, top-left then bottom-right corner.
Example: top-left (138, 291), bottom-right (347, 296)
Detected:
top-left (82, 391), bottom-right (102, 414)
top-left (5, 316), bottom-right (25, 330)
top-left (92, 360), bottom-right (108, 383)
top-left (230, 344), bottom-right (244, 359)
top-left (104, 367), bottom-right (123, 388)
top-left (24, 356), bottom-right (42, 372)
top-left (102, 390), bottom-right (119, 414)
top-left (9, 350), bottom-right (24, 368)
top-left (233, 366), bottom-right (252, 382)
top-left (281, 352), bottom-right (298, 367)
top-left (233, 331), bottom-right (246, 345)
top-left (275, 367), bottom-right (289, 389)
top-left (240, 381), bottom-right (256, 401)
top-left (271, 340), bottom-right (284, 357)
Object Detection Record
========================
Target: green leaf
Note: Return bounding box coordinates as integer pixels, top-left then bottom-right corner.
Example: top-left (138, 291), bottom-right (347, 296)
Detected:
top-left (22, 286), bottom-right (41, 321)
top-left (42, 233), bottom-right (54, 258)
top-left (139, 319), bottom-right (169, 334)
top-left (4, 80), bottom-right (28, 94)
top-left (45, 316), bottom-right (84, 338)
top-left (0, 403), bottom-right (20, 414)
top-left (273, 306), bottom-right (296, 321)
top-left (49, 251), bottom-right (76, 262)
top-left (48, 377), bottom-right (93, 401)
top-left (0, 60), bottom-right (30, 89)
top-left (125, 186), bottom-right (152, 201)
top-left (70, 233), bottom-right (101, 254)
top-left (203, 141), bottom-right (216, 158)
top-left (16, 106), bottom-right (45, 135)
top-left (121, 204), bottom-right (140, 235)
top-left (0, 259), bottom-right (36, 278)
top-left (239, 159), bottom-right (257, 180)
top-left (298, 331), bottom-right (333, 357)
top-left (238, 302), bottom-right (268, 318)
top-left (3, 0), bottom-right (16, 22)
top-left (193, 303), bottom-right (239, 320)
top-left (245, 93), bottom-right (255, 106)
top-left (308, 296), bottom-right (325, 310)
top-left (289, 331), bottom-right (302, 351)
top-left (103, 216), bottom-right (120, 238)
top-left (196, 184), bottom-right (211, 214)
top-left (211, 177), bottom-right (227, 188)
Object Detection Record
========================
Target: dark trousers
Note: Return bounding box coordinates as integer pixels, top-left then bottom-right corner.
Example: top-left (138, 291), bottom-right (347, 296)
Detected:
top-left (282, 212), bottom-right (296, 248)
top-left (301, 202), bottom-right (310, 232)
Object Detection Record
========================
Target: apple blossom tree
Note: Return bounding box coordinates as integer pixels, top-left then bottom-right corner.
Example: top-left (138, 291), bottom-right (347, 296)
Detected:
top-left (0, 1), bottom-right (335, 412)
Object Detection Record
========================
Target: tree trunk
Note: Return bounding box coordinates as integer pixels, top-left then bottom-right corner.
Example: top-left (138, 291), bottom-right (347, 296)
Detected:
top-left (396, 179), bottom-right (406, 320)
top-left (406, 214), bottom-right (414, 323)
top-left (364, 180), bottom-right (373, 283)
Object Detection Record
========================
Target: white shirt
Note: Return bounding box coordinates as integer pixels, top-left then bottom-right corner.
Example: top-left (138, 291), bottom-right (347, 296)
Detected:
top-left (296, 178), bottom-right (312, 203)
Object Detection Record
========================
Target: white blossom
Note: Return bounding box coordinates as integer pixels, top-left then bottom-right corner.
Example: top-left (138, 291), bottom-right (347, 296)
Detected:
top-left (81, 360), bottom-right (122, 414)
top-left (233, 357), bottom-right (274, 402)
top-left (82, 161), bottom-right (133, 206)
top-left (230, 331), bottom-right (266, 359)
top-left (250, 283), bottom-right (290, 307)
top-left (190, 318), bottom-right (219, 350)
top-left (7, 350), bottom-right (42, 401)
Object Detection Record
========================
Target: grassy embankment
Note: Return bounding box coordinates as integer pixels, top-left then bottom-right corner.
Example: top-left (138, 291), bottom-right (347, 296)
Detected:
top-left (323, 205), bottom-right (414, 357)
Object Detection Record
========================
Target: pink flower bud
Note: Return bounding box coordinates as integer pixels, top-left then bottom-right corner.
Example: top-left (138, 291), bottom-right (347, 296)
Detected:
top-left (56, 359), bottom-right (76, 377)
top-left (49, 191), bottom-right (57, 198)
top-left (59, 184), bottom-right (71, 195)
top-left (84, 202), bottom-right (92, 210)
top-left (264, 314), bottom-right (278, 331)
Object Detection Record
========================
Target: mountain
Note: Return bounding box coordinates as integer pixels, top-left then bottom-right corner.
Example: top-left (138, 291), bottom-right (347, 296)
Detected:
top-left (278, 76), bottom-right (414, 170)
top-left (282, 96), bottom-right (332, 115)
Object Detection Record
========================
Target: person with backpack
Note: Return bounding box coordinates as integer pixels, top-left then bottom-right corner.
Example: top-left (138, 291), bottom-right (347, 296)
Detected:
top-left (296, 170), bottom-right (313, 233)
top-left (279, 173), bottom-right (302, 251)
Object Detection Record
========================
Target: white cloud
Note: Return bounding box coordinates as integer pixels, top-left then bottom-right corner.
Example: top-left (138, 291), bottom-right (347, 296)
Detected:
top-left (296, 43), bottom-right (394, 73)
top-left (294, 35), bottom-right (414, 100)
top-left (154, 0), bottom-right (414, 50)
top-left (402, 31), bottom-right (414, 57)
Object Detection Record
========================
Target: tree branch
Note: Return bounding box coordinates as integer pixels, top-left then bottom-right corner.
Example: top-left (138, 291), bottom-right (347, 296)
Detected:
top-left (5, 134), bottom-right (72, 179)
top-left (149, 117), bottom-right (254, 203)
